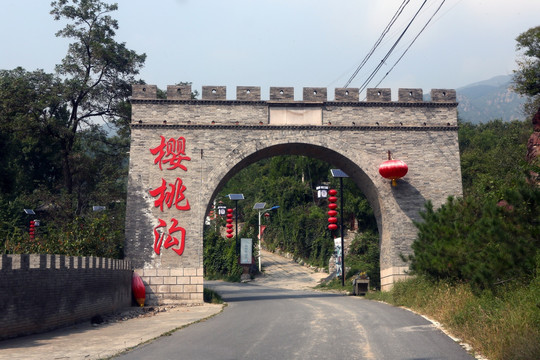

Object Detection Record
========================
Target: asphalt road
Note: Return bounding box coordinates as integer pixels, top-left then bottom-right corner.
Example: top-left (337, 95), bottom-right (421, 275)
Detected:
top-left (116, 282), bottom-right (473, 359)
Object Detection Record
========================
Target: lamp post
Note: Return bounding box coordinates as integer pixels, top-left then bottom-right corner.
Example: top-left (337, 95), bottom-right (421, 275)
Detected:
top-left (253, 203), bottom-right (280, 272)
top-left (228, 194), bottom-right (244, 256)
top-left (331, 169), bottom-right (349, 287)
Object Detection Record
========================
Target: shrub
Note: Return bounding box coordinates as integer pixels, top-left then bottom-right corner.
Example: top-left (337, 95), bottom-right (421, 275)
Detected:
top-left (203, 229), bottom-right (242, 282)
top-left (410, 182), bottom-right (539, 293)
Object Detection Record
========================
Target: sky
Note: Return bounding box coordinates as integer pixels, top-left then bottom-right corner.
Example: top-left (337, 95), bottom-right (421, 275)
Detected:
top-left (1, 0), bottom-right (539, 100)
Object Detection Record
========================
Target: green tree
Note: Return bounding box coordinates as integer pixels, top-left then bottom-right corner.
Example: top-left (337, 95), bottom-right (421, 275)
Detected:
top-left (458, 119), bottom-right (532, 199)
top-left (50, 0), bottom-right (146, 194)
top-left (0, 1), bottom-right (143, 257)
top-left (410, 184), bottom-right (539, 293)
top-left (513, 26), bottom-right (540, 116)
top-left (0, 68), bottom-right (65, 196)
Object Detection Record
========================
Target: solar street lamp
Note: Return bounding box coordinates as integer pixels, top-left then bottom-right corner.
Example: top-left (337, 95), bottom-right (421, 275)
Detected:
top-left (253, 202), bottom-right (280, 271)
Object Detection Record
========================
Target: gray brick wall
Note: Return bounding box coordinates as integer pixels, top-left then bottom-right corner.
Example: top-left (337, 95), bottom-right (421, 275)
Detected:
top-left (126, 85), bottom-right (461, 298)
top-left (0, 254), bottom-right (132, 339)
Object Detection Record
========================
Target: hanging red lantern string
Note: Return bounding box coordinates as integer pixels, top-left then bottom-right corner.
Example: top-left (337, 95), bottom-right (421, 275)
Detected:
top-left (29, 220), bottom-right (35, 240)
top-left (328, 189), bottom-right (339, 231)
top-left (226, 208), bottom-right (234, 238)
top-left (379, 150), bottom-right (408, 186)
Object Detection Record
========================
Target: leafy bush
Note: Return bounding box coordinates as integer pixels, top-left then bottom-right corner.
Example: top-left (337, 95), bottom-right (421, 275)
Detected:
top-left (346, 230), bottom-right (380, 289)
top-left (203, 229), bottom-right (243, 282)
top-left (4, 212), bottom-right (124, 258)
top-left (410, 182), bottom-right (539, 292)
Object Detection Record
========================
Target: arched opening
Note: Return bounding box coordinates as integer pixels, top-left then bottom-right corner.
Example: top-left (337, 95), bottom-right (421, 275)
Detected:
top-left (202, 143), bottom-right (384, 289)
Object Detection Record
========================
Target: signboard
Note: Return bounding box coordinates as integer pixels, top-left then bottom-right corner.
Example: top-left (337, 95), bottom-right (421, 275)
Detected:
top-left (334, 237), bottom-right (342, 277)
top-left (240, 238), bottom-right (253, 265)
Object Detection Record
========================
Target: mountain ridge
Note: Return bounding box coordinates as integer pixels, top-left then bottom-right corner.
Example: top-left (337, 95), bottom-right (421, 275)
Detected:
top-left (455, 75), bottom-right (526, 124)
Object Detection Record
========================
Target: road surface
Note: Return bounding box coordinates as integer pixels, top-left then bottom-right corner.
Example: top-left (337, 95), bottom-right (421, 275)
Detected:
top-left (116, 250), bottom-right (473, 360)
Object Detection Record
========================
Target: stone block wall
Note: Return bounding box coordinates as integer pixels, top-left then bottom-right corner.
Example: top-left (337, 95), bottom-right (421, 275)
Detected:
top-left (126, 85), bottom-right (461, 297)
top-left (135, 267), bottom-right (204, 304)
top-left (0, 254), bottom-right (132, 339)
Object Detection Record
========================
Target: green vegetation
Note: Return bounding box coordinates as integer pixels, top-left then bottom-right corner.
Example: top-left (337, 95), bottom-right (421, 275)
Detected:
top-left (513, 25), bottom-right (540, 117)
top-left (0, 0), bottom-right (144, 257)
top-left (371, 25), bottom-right (540, 360)
top-left (367, 275), bottom-right (540, 360)
top-left (459, 119), bottom-right (532, 200)
top-left (203, 288), bottom-right (224, 304)
top-left (410, 181), bottom-right (538, 293)
top-left (204, 229), bottom-right (243, 282)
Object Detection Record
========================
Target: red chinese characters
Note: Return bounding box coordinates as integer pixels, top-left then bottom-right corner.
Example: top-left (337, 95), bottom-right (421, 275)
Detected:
top-left (150, 135), bottom-right (191, 171)
top-left (149, 178), bottom-right (190, 211)
top-left (153, 218), bottom-right (186, 256)
top-left (149, 136), bottom-right (192, 257)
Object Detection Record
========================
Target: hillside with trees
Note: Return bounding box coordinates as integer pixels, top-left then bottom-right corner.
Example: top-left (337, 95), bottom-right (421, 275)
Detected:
top-left (0, 0), bottom-right (145, 257)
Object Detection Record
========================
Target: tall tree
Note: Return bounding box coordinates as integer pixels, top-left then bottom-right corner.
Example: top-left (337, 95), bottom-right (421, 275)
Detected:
top-left (0, 67), bottom-right (65, 195)
top-left (50, 0), bottom-right (146, 194)
top-left (513, 26), bottom-right (540, 173)
top-left (513, 26), bottom-right (540, 97)
top-left (513, 26), bottom-right (540, 118)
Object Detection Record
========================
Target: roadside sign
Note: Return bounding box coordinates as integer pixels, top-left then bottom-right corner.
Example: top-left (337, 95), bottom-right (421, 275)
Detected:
top-left (240, 238), bottom-right (253, 264)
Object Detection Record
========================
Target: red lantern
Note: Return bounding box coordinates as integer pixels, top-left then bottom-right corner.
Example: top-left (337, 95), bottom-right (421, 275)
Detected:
top-left (226, 223), bottom-right (233, 229)
top-left (132, 272), bottom-right (146, 307)
top-left (329, 189), bottom-right (338, 196)
top-left (328, 223), bottom-right (338, 231)
top-left (226, 233), bottom-right (234, 239)
top-left (328, 217), bottom-right (338, 224)
top-left (328, 210), bottom-right (337, 217)
top-left (379, 151), bottom-right (408, 186)
top-left (328, 203), bottom-right (337, 210)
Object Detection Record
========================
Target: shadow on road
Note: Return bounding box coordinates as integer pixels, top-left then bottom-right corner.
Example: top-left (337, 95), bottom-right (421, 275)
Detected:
top-left (205, 281), bottom-right (346, 303)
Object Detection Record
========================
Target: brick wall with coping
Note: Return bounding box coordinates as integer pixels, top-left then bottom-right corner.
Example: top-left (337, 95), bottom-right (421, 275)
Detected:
top-left (0, 254), bottom-right (132, 340)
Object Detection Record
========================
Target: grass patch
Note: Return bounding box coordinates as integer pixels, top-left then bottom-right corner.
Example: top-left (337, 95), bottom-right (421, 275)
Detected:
top-left (203, 287), bottom-right (223, 304)
top-left (366, 276), bottom-right (540, 360)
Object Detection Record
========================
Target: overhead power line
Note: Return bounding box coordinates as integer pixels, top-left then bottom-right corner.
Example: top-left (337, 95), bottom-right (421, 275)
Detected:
top-left (343, 0), bottom-right (411, 89)
top-left (373, 0), bottom-right (447, 89)
top-left (357, 0), bottom-right (428, 94)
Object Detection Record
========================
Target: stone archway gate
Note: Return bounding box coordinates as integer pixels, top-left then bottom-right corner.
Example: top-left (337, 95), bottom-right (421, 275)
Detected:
top-left (126, 84), bottom-right (462, 305)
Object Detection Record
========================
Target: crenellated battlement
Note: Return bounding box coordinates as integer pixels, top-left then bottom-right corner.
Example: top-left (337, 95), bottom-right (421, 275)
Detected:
top-left (0, 253), bottom-right (131, 271)
top-left (130, 84), bottom-right (458, 128)
top-left (132, 84), bottom-right (456, 103)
